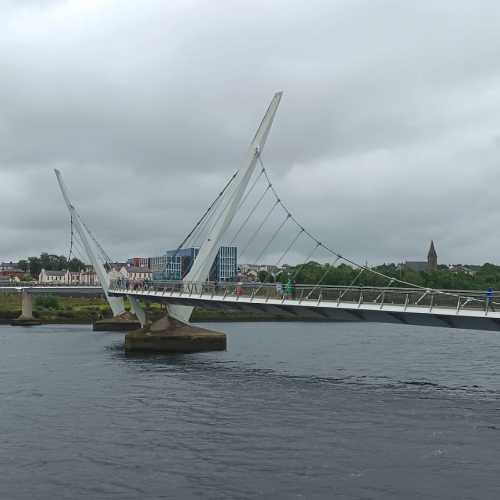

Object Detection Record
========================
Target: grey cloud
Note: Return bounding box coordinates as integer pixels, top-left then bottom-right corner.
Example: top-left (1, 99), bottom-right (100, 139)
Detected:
top-left (1, 0), bottom-right (500, 266)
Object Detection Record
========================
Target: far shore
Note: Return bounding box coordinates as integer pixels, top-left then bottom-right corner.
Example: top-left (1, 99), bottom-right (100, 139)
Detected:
top-left (0, 293), bottom-right (324, 325)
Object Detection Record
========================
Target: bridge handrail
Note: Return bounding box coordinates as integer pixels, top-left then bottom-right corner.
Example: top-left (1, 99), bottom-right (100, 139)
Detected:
top-left (108, 279), bottom-right (498, 312)
top-left (108, 279), bottom-right (499, 297)
top-left (0, 282), bottom-right (101, 287)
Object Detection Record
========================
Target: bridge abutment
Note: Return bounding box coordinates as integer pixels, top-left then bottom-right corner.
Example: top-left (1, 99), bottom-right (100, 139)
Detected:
top-left (124, 314), bottom-right (226, 353)
top-left (11, 290), bottom-right (42, 326)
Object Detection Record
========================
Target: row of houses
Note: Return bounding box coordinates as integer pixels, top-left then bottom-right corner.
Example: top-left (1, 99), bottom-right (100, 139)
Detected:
top-left (0, 261), bottom-right (25, 280)
top-left (38, 266), bottom-right (152, 285)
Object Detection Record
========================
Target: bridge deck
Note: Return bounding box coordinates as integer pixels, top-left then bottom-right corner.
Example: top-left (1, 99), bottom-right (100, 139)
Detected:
top-left (3, 283), bottom-right (500, 331)
top-left (0, 286), bottom-right (103, 295)
top-left (109, 283), bottom-right (500, 332)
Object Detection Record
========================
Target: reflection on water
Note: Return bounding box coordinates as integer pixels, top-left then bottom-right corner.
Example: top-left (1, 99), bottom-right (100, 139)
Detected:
top-left (1, 322), bottom-right (500, 499)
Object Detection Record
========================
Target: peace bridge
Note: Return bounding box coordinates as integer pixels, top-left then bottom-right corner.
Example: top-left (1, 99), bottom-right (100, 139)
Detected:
top-left (3, 91), bottom-right (500, 351)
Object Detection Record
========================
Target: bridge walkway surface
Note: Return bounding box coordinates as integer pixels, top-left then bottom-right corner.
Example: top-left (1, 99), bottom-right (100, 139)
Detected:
top-left (109, 282), bottom-right (500, 332)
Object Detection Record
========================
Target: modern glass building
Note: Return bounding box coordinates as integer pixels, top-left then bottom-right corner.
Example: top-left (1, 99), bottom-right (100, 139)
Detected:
top-left (154, 246), bottom-right (237, 282)
top-left (211, 246), bottom-right (238, 281)
top-left (164, 248), bottom-right (199, 281)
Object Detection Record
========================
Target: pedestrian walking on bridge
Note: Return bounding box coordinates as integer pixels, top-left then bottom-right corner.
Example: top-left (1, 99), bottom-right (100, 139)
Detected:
top-left (487, 286), bottom-right (495, 311)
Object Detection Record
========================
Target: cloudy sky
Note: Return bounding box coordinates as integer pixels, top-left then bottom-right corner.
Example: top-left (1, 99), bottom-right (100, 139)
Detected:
top-left (2, 0), bottom-right (500, 266)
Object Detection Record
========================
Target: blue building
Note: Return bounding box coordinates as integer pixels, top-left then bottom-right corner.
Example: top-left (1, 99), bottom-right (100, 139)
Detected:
top-left (164, 248), bottom-right (199, 281)
top-left (155, 246), bottom-right (237, 282)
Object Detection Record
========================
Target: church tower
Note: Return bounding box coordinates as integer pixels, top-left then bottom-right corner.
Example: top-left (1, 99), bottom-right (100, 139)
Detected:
top-left (427, 240), bottom-right (437, 271)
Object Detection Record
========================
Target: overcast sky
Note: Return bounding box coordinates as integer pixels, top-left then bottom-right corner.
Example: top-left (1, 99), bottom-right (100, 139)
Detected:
top-left (2, 0), bottom-right (500, 266)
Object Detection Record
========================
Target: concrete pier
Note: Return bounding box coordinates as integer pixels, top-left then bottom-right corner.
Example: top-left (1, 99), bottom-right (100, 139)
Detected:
top-left (124, 315), bottom-right (227, 353)
top-left (93, 311), bottom-right (142, 331)
top-left (11, 290), bottom-right (42, 326)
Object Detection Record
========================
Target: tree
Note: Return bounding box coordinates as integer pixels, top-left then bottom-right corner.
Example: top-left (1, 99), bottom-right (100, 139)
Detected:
top-left (257, 270), bottom-right (274, 283)
top-left (68, 257), bottom-right (85, 272)
top-left (28, 257), bottom-right (42, 278)
top-left (24, 253), bottom-right (85, 279)
top-left (17, 259), bottom-right (29, 272)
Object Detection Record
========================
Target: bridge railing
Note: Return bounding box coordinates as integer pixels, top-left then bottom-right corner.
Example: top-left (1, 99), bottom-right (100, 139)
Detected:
top-left (109, 279), bottom-right (498, 314)
top-left (0, 282), bottom-right (101, 287)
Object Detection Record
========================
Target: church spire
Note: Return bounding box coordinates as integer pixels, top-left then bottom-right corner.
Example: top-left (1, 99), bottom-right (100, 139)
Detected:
top-left (427, 240), bottom-right (437, 271)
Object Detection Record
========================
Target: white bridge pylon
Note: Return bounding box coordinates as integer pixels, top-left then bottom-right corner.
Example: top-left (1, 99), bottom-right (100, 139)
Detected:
top-left (168, 91), bottom-right (283, 323)
top-left (53, 92), bottom-right (283, 326)
top-left (55, 169), bottom-right (136, 320)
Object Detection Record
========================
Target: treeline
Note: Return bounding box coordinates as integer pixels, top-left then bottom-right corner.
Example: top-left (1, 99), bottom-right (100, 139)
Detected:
top-left (257, 262), bottom-right (500, 291)
top-left (17, 253), bottom-right (86, 279)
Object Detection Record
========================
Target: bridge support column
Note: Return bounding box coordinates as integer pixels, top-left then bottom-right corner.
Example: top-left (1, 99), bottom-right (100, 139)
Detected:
top-left (11, 290), bottom-right (42, 326)
top-left (92, 296), bottom-right (144, 331)
top-left (124, 313), bottom-right (226, 353)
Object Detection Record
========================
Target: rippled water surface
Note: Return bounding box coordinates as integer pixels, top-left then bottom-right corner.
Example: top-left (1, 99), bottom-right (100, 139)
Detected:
top-left (1, 322), bottom-right (500, 499)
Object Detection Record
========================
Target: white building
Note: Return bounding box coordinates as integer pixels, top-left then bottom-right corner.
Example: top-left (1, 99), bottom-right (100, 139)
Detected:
top-left (39, 268), bottom-right (98, 285)
top-left (38, 269), bottom-right (67, 284)
top-left (120, 266), bottom-right (152, 281)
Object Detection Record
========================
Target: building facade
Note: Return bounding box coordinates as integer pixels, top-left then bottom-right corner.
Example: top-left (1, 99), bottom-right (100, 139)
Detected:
top-left (150, 255), bottom-right (168, 274)
top-left (38, 269), bottom-right (68, 284)
top-left (120, 266), bottom-right (152, 281)
top-left (212, 246), bottom-right (238, 281)
top-left (155, 246), bottom-right (237, 282)
top-left (127, 257), bottom-right (151, 269)
top-left (0, 262), bottom-right (25, 280)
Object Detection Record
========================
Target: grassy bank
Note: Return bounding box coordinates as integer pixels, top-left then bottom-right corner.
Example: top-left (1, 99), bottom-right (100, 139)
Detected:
top-left (0, 294), bottom-right (292, 324)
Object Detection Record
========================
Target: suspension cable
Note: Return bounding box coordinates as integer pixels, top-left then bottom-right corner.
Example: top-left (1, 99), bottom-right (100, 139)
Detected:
top-left (305, 256), bottom-right (342, 298)
top-left (172, 170), bottom-right (238, 258)
top-left (76, 213), bottom-right (113, 265)
top-left (255, 154), bottom-right (483, 303)
top-left (237, 167), bottom-right (265, 211)
top-left (187, 193), bottom-right (226, 249)
top-left (239, 199), bottom-right (280, 259)
top-left (230, 185), bottom-right (271, 245)
top-left (66, 214), bottom-right (74, 263)
top-left (254, 213), bottom-right (291, 264)
top-left (290, 241), bottom-right (321, 282)
top-left (338, 268), bottom-right (365, 299)
top-left (275, 228), bottom-right (304, 267)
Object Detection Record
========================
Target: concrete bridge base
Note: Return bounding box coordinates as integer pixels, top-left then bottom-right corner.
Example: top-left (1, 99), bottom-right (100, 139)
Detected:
top-left (11, 290), bottom-right (42, 326)
top-left (124, 315), bottom-right (227, 353)
top-left (93, 311), bottom-right (142, 331)
top-left (11, 317), bottom-right (43, 326)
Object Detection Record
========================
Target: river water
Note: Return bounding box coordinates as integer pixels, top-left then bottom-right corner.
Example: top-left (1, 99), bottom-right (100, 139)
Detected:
top-left (1, 322), bottom-right (499, 499)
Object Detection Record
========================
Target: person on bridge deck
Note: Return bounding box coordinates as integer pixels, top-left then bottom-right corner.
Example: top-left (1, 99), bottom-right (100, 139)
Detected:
top-left (276, 282), bottom-right (283, 297)
top-left (486, 286), bottom-right (495, 311)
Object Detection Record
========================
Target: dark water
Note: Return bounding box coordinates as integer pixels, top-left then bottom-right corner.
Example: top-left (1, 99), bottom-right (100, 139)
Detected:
top-left (1, 322), bottom-right (499, 500)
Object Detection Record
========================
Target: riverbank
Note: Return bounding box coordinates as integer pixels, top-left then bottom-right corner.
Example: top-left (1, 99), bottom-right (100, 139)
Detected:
top-left (0, 294), bottom-right (303, 324)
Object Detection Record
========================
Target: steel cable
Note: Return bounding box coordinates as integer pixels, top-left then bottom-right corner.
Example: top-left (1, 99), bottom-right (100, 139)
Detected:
top-left (275, 228), bottom-right (304, 267)
top-left (229, 185), bottom-right (271, 246)
top-left (239, 199), bottom-right (280, 259)
top-left (256, 155), bottom-right (484, 304)
top-left (254, 213), bottom-right (291, 264)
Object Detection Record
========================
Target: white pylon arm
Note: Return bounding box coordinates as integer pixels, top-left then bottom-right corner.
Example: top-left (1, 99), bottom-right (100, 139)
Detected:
top-left (54, 169), bottom-right (126, 317)
top-left (167, 92), bottom-right (283, 323)
top-left (128, 295), bottom-right (146, 327)
top-left (185, 91), bottom-right (282, 284)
